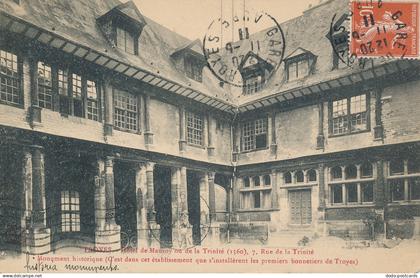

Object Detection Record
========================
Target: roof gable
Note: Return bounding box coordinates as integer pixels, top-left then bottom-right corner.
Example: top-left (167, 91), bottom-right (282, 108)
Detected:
top-left (97, 0), bottom-right (146, 31)
top-left (238, 51), bottom-right (274, 73)
top-left (171, 39), bottom-right (203, 57)
top-left (284, 47), bottom-right (315, 61)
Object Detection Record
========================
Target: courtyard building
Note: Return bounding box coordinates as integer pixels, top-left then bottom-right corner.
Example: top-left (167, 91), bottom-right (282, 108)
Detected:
top-left (0, 0), bottom-right (419, 254)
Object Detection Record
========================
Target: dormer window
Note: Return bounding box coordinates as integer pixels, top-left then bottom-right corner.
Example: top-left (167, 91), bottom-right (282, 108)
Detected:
top-left (116, 27), bottom-right (136, 55)
top-left (287, 58), bottom-right (309, 81)
top-left (244, 75), bottom-right (263, 95)
top-left (239, 51), bottom-right (274, 95)
top-left (284, 48), bottom-right (316, 82)
top-left (171, 39), bottom-right (205, 83)
top-left (97, 1), bottom-right (146, 56)
top-left (184, 56), bottom-right (202, 82)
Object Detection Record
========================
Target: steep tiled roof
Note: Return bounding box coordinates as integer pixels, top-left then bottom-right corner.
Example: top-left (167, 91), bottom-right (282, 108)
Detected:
top-left (1, 0), bottom-right (417, 111)
top-left (0, 0), bottom-right (235, 104)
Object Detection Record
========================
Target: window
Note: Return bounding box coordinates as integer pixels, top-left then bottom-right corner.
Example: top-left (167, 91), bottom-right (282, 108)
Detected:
top-left (87, 80), bottom-right (99, 121)
top-left (243, 75), bottom-right (263, 95)
top-left (308, 169), bottom-right (317, 182)
top-left (388, 159), bottom-right (420, 202)
top-left (331, 166), bottom-right (343, 181)
top-left (71, 73), bottom-right (83, 117)
top-left (186, 111), bottom-right (204, 146)
top-left (0, 49), bottom-right (21, 105)
top-left (331, 93), bottom-right (369, 136)
top-left (287, 58), bottom-right (309, 81)
top-left (332, 32), bottom-right (349, 70)
top-left (58, 69), bottom-right (70, 114)
top-left (284, 172), bottom-right (292, 184)
top-left (114, 89), bottom-right (139, 132)
top-left (244, 177), bottom-right (250, 188)
top-left (361, 162), bottom-right (373, 178)
top-left (329, 163), bottom-right (374, 205)
top-left (61, 191), bottom-right (80, 232)
top-left (345, 165), bottom-right (357, 179)
top-left (240, 175), bottom-right (272, 210)
top-left (241, 118), bottom-right (268, 151)
top-left (331, 184), bottom-right (343, 204)
top-left (253, 176), bottom-right (260, 187)
top-left (116, 27), bottom-right (136, 55)
top-left (263, 175), bottom-right (271, 186)
top-left (282, 169), bottom-right (317, 185)
top-left (37, 61), bottom-right (53, 109)
top-left (184, 58), bottom-right (202, 82)
top-left (295, 171), bottom-right (304, 183)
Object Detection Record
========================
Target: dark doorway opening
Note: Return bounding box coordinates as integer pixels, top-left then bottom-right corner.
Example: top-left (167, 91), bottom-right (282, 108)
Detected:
top-left (154, 165), bottom-right (172, 248)
top-left (187, 170), bottom-right (201, 245)
top-left (114, 161), bottom-right (138, 249)
top-left (0, 146), bottom-right (22, 252)
top-left (45, 152), bottom-right (96, 248)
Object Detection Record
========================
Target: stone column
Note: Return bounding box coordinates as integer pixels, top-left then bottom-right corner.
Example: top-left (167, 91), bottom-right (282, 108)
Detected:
top-left (145, 162), bottom-right (160, 246)
top-left (26, 146), bottom-right (50, 254)
top-left (317, 164), bottom-right (327, 236)
top-left (208, 172), bottom-right (216, 222)
top-left (135, 163), bottom-right (148, 247)
top-left (199, 173), bottom-right (210, 246)
top-left (104, 157), bottom-right (116, 225)
top-left (94, 157), bottom-right (120, 251)
top-left (176, 166), bottom-right (192, 248)
top-left (171, 167), bottom-right (181, 247)
top-left (94, 159), bottom-right (106, 232)
top-left (21, 150), bottom-right (32, 253)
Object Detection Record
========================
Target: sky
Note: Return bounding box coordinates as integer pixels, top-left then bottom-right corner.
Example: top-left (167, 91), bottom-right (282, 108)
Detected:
top-left (133, 0), bottom-right (321, 40)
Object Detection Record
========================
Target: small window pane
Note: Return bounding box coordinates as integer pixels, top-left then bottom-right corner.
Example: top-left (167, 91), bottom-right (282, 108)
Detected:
top-left (284, 172), bottom-right (292, 184)
top-left (347, 183), bottom-right (358, 203)
top-left (295, 171), bottom-right (304, 183)
top-left (409, 178), bottom-right (420, 200)
top-left (263, 175), bottom-right (271, 186)
top-left (253, 176), bottom-right (260, 187)
top-left (408, 157), bottom-right (420, 174)
top-left (332, 184), bottom-right (343, 204)
top-left (390, 159), bottom-right (404, 176)
top-left (361, 183), bottom-right (373, 203)
top-left (243, 177), bottom-right (250, 188)
top-left (390, 180), bottom-right (405, 201)
top-left (361, 163), bottom-right (373, 178)
top-left (345, 165), bottom-right (357, 179)
top-left (308, 169), bottom-right (317, 182)
top-left (331, 166), bottom-right (342, 181)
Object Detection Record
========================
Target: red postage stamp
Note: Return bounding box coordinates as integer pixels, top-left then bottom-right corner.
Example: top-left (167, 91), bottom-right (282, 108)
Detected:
top-left (350, 0), bottom-right (419, 58)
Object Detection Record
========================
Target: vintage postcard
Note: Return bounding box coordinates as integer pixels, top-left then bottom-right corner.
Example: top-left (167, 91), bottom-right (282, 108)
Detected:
top-left (0, 0), bottom-right (419, 274)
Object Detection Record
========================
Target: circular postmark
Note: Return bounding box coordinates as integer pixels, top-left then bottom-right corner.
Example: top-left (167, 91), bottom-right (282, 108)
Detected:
top-left (203, 9), bottom-right (285, 88)
top-left (147, 195), bottom-right (212, 250)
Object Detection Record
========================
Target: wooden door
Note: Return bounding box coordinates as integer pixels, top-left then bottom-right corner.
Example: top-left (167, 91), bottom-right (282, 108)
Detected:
top-left (289, 189), bottom-right (312, 225)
